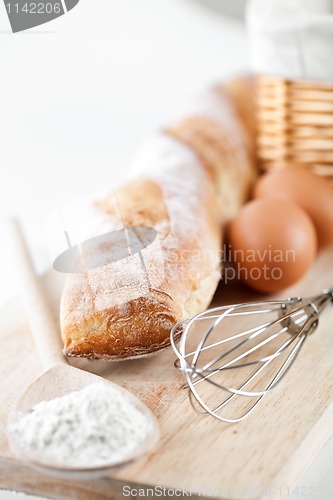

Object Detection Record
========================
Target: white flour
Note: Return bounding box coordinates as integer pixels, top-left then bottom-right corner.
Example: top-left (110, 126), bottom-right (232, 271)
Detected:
top-left (10, 383), bottom-right (152, 467)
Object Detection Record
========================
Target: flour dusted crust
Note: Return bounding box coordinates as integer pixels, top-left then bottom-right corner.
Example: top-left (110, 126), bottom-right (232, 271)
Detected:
top-left (60, 76), bottom-right (257, 359)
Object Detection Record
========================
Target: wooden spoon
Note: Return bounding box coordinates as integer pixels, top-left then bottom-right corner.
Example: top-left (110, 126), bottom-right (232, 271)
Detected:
top-left (5, 218), bottom-right (159, 480)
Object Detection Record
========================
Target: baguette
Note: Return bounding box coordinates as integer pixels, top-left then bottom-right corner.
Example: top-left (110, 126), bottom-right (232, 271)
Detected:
top-left (60, 76), bottom-right (257, 359)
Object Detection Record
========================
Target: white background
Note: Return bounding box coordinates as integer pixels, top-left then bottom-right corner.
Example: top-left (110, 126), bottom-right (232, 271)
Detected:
top-left (0, 1), bottom-right (332, 498)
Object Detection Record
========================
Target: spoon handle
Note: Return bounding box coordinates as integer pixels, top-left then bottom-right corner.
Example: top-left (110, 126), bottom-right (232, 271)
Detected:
top-left (6, 217), bottom-right (66, 371)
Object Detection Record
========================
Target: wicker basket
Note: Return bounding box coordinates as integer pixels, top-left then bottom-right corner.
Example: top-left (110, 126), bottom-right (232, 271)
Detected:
top-left (257, 75), bottom-right (333, 181)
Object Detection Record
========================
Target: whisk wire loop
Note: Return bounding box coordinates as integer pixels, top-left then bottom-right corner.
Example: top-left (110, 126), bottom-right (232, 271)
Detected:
top-left (171, 290), bottom-right (333, 423)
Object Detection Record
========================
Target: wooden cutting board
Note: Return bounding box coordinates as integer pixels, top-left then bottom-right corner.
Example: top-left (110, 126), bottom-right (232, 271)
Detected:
top-left (0, 247), bottom-right (333, 500)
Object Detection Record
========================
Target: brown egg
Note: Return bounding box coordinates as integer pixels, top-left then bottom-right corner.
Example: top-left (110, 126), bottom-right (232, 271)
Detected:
top-left (228, 199), bottom-right (317, 293)
top-left (253, 168), bottom-right (333, 248)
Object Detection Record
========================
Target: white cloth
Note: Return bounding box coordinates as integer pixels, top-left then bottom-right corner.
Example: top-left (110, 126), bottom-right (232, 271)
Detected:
top-left (246, 0), bottom-right (333, 81)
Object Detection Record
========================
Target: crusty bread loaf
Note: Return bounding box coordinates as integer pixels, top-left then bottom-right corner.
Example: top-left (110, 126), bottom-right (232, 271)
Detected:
top-left (60, 76), bottom-right (257, 359)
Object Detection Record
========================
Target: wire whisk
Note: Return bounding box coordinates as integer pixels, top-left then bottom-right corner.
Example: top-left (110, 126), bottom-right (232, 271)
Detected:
top-left (170, 289), bottom-right (333, 423)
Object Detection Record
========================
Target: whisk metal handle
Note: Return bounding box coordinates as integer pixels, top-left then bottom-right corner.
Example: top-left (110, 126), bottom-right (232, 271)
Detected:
top-left (322, 289), bottom-right (333, 300)
top-left (311, 289), bottom-right (333, 315)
